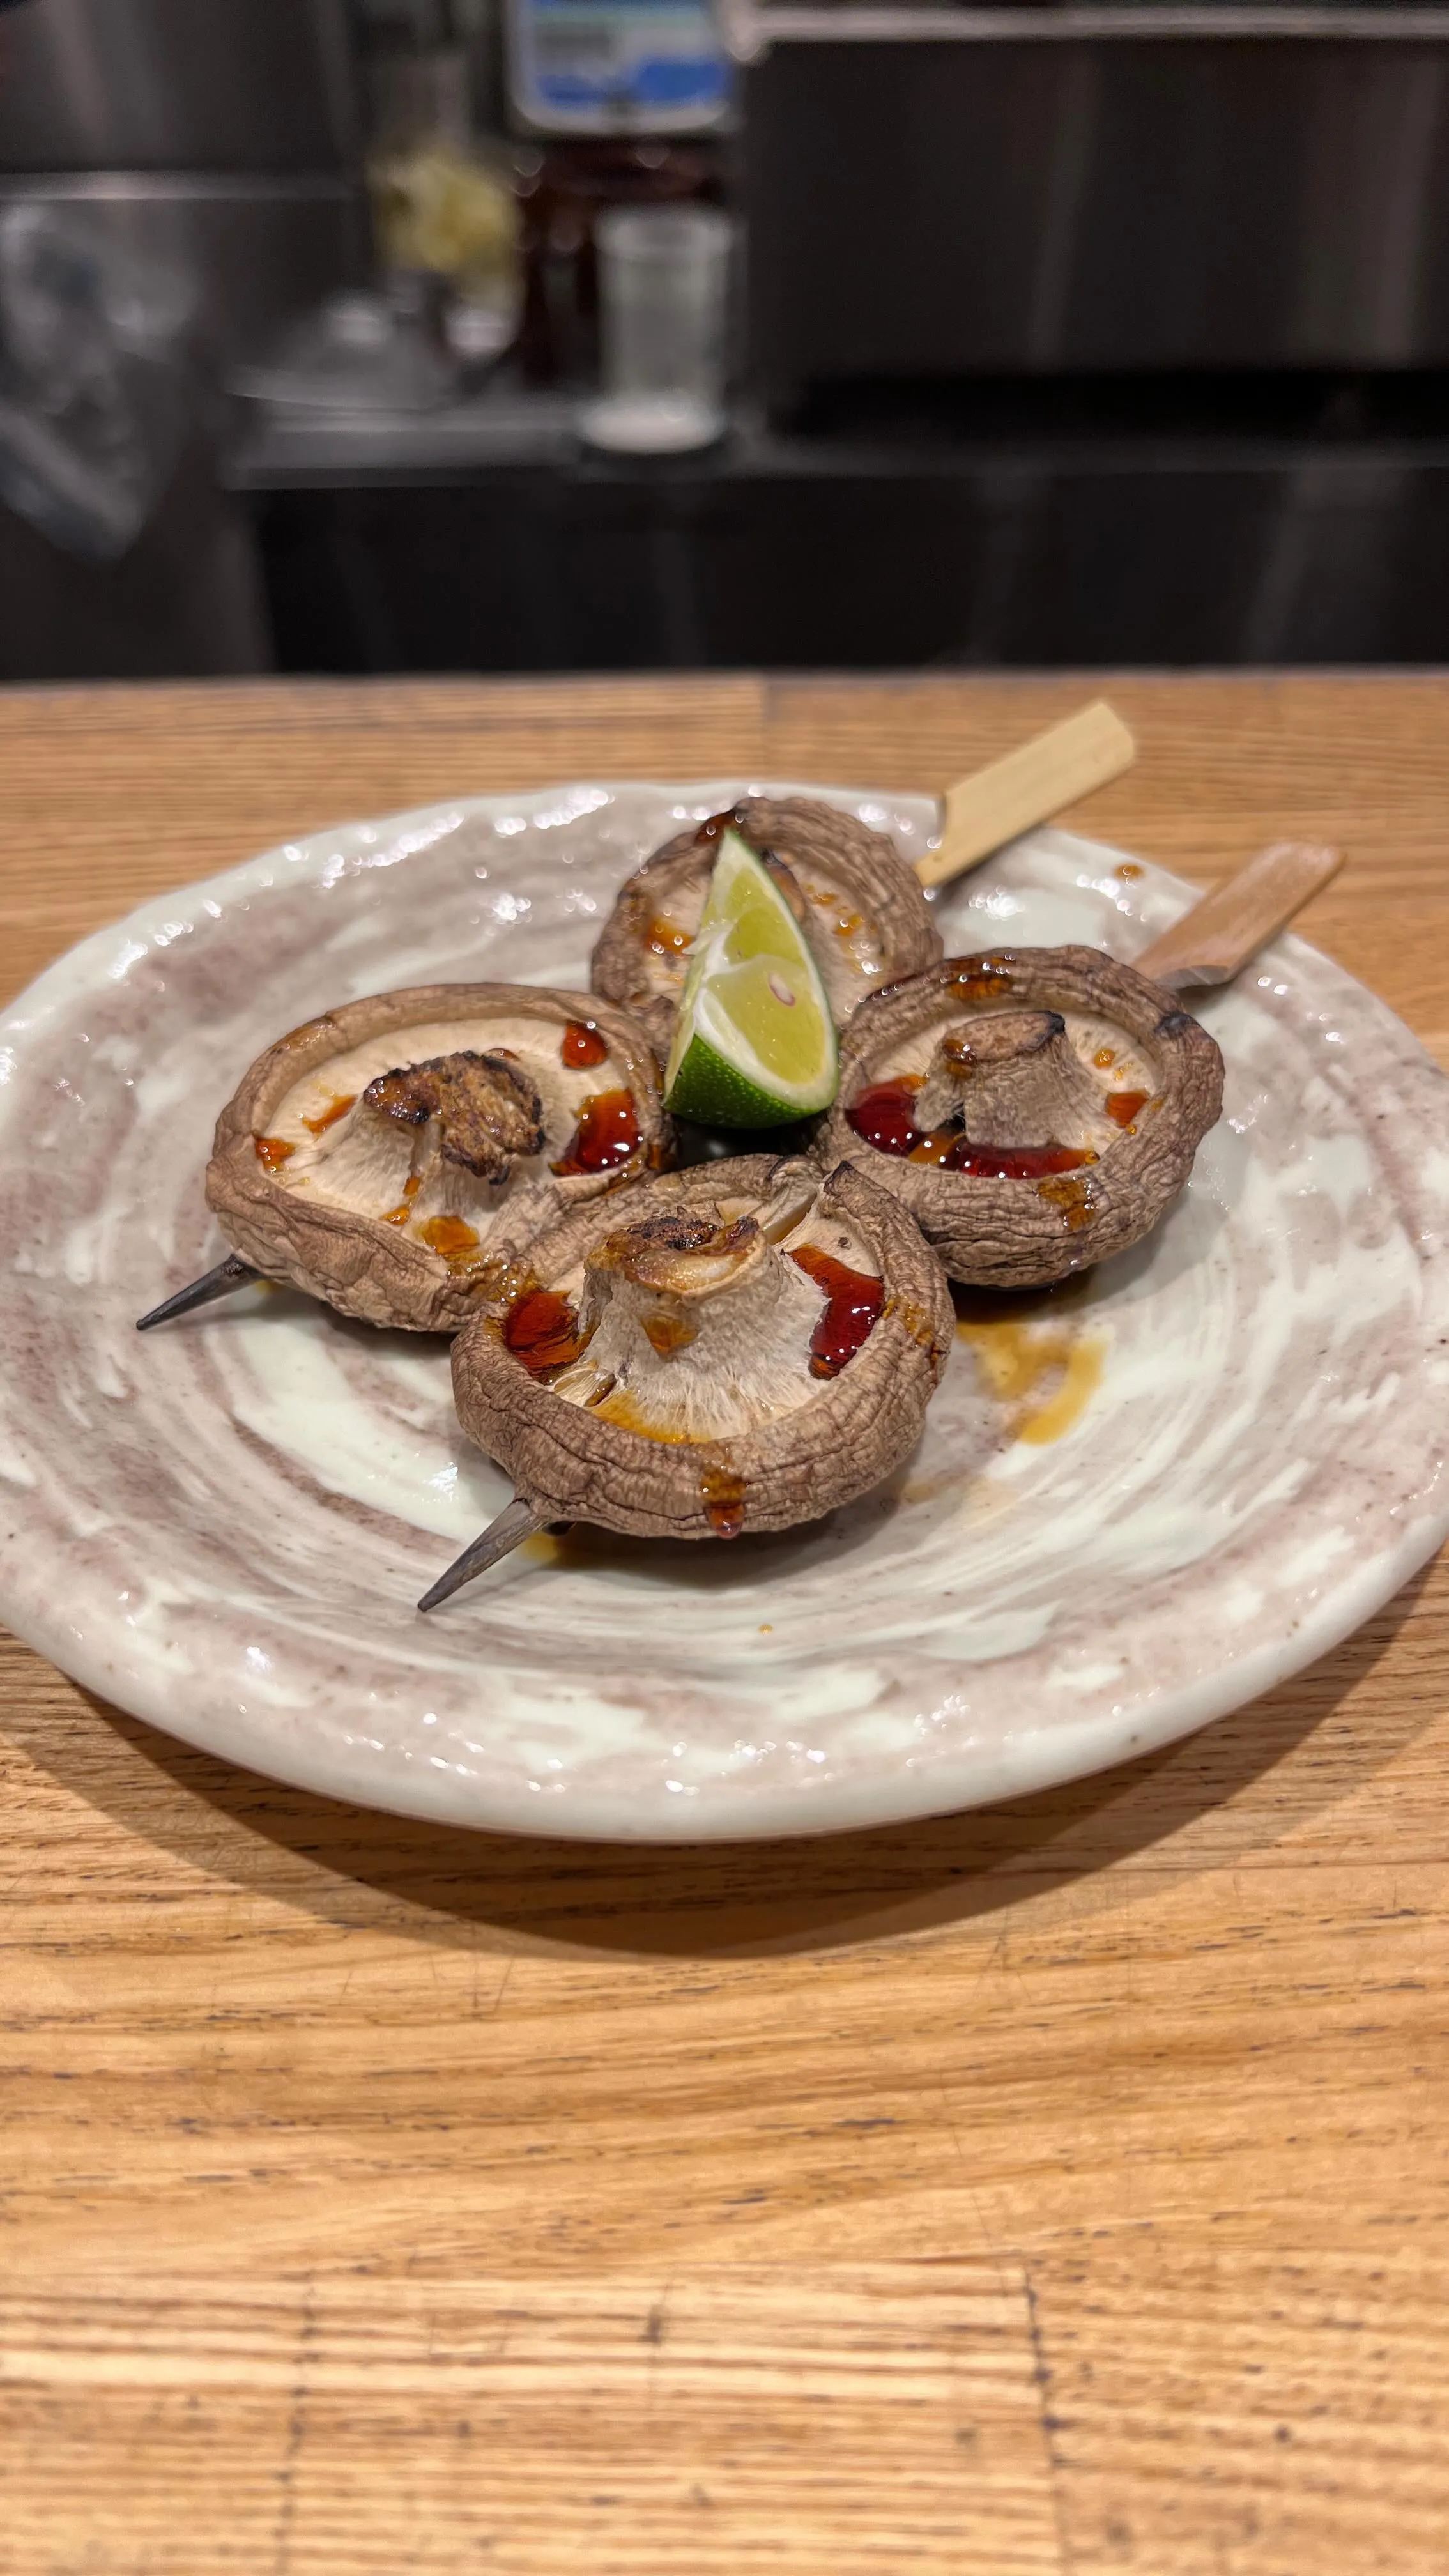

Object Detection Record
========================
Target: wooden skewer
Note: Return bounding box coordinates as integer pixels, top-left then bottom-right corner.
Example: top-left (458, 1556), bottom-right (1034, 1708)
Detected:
top-left (417, 1496), bottom-right (549, 1612)
top-left (916, 699), bottom-right (1136, 893)
top-left (1133, 839), bottom-right (1345, 992)
top-left (135, 1251), bottom-right (260, 1332)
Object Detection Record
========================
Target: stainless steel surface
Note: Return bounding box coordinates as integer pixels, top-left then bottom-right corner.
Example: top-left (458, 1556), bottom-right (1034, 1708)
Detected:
top-left (730, 7), bottom-right (1449, 49)
top-left (0, 0), bottom-right (361, 176)
top-left (231, 386), bottom-right (578, 482)
top-left (0, 433), bottom-right (270, 683)
top-left (0, 178), bottom-right (369, 367)
top-left (740, 14), bottom-right (1449, 395)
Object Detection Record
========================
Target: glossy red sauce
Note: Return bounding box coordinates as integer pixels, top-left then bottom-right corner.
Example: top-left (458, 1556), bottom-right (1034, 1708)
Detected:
top-left (382, 1172), bottom-right (422, 1227)
top-left (694, 804), bottom-right (747, 848)
top-left (254, 1135), bottom-right (295, 1172)
top-left (845, 1080), bottom-right (1093, 1181)
top-left (503, 1287), bottom-right (584, 1376)
top-left (646, 917), bottom-right (693, 956)
top-left (791, 1243), bottom-right (885, 1379)
top-left (1105, 1089), bottom-right (1149, 1128)
top-left (949, 960), bottom-right (1016, 1002)
top-left (552, 1087), bottom-right (640, 1176)
top-left (847, 1077), bottom-right (923, 1157)
top-left (560, 1019), bottom-right (610, 1070)
top-left (418, 1213), bottom-right (480, 1265)
top-left (1038, 1172), bottom-right (1096, 1230)
top-left (947, 1141), bottom-right (1096, 1179)
top-left (300, 1092), bottom-right (356, 1137)
top-left (700, 1460), bottom-right (746, 1538)
top-left (907, 1128), bottom-right (963, 1167)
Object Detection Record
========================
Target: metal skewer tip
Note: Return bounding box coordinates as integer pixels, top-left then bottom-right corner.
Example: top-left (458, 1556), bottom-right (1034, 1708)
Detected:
top-left (135, 1251), bottom-right (260, 1332)
top-left (417, 1497), bottom-right (548, 1613)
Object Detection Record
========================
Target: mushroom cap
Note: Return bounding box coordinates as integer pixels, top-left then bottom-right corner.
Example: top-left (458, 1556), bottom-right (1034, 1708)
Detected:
top-left (590, 797), bottom-right (942, 1057)
top-left (820, 947), bottom-right (1225, 1288)
top-left (451, 1153), bottom-right (954, 1540)
top-left (204, 982), bottom-right (670, 1332)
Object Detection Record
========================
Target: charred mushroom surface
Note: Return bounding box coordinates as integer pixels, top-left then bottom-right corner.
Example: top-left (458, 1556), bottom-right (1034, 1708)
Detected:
top-left (204, 983), bottom-right (670, 1331)
top-left (821, 947), bottom-right (1224, 1287)
top-left (450, 1154), bottom-right (953, 1542)
top-left (590, 798), bottom-right (942, 1056)
top-left (363, 1051), bottom-right (544, 1176)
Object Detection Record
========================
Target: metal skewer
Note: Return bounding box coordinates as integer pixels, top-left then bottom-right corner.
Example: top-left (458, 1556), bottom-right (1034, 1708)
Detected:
top-left (135, 1251), bottom-right (261, 1333)
top-left (417, 1496), bottom-right (549, 1612)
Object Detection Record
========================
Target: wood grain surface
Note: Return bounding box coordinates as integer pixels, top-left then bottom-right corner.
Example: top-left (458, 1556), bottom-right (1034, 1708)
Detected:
top-left (2, 674), bottom-right (1447, 2575)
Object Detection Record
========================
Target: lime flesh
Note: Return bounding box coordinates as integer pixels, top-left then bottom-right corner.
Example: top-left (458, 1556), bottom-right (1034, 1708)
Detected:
top-left (664, 831), bottom-right (838, 1126)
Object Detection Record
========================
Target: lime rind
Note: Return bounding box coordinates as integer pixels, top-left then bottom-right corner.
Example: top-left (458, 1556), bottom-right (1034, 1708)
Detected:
top-left (665, 1033), bottom-right (821, 1130)
top-left (664, 832), bottom-right (839, 1126)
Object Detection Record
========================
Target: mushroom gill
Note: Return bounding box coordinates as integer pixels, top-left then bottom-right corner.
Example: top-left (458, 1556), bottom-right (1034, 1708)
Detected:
top-left (303, 1046), bottom-right (550, 1240)
top-left (821, 947), bottom-right (1225, 1288)
top-left (432, 1154), bottom-right (954, 1586)
top-left (549, 1205), bottom-right (832, 1443)
top-left (176, 981), bottom-right (670, 1335)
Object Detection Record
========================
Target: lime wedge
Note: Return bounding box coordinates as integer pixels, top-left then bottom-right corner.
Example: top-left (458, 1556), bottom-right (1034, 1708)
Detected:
top-left (664, 831), bottom-right (839, 1127)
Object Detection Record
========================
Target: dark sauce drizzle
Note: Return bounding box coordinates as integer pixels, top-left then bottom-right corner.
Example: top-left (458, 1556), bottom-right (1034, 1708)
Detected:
top-left (301, 1092), bottom-right (356, 1137)
top-left (694, 804), bottom-right (751, 848)
top-left (504, 1287), bottom-right (585, 1377)
top-left (1105, 1089), bottom-right (1149, 1128)
top-left (561, 1019), bottom-right (610, 1070)
top-left (418, 1213), bottom-right (481, 1266)
top-left (845, 1078), bottom-right (1095, 1180)
top-left (790, 1244), bottom-right (885, 1379)
top-left (949, 1141), bottom-right (1096, 1180)
top-left (700, 1461), bottom-right (746, 1538)
top-left (551, 1087), bottom-right (640, 1176)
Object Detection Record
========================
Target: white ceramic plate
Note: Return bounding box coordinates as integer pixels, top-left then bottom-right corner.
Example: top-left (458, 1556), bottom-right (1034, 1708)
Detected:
top-left (2, 781), bottom-right (1448, 1841)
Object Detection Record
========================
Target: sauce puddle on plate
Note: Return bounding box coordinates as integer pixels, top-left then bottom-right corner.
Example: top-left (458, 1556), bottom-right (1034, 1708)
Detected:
top-left (953, 1276), bottom-right (1105, 1447)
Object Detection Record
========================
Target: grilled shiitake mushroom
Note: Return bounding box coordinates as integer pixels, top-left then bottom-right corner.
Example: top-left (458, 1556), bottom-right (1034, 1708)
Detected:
top-left (590, 797), bottom-right (942, 1057)
top-left (819, 947), bottom-right (1224, 1289)
top-left (421, 1153), bottom-right (953, 1604)
top-left (138, 983), bottom-right (670, 1337)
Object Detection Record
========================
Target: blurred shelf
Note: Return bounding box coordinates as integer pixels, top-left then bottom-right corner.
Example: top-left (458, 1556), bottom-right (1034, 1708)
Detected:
top-left (234, 375), bottom-right (1449, 675)
top-left (227, 371), bottom-right (1449, 492)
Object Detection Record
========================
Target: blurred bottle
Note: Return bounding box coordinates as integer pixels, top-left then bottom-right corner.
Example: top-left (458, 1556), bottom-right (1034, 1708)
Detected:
top-left (513, 135), bottom-right (720, 384)
top-left (502, 0), bottom-right (728, 385)
top-left (366, 36), bottom-right (523, 369)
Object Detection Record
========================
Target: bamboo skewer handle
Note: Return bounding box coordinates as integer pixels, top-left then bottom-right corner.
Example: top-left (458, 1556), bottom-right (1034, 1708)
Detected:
top-left (1133, 839), bottom-right (1345, 992)
top-left (916, 700), bottom-right (1137, 892)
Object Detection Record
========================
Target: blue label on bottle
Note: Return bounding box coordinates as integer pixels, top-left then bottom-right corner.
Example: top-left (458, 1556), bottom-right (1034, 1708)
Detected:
top-left (511, 0), bottom-right (730, 128)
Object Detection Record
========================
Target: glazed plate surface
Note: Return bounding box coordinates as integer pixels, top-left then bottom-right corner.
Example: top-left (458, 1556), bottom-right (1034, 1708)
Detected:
top-left (2, 782), bottom-right (1447, 1841)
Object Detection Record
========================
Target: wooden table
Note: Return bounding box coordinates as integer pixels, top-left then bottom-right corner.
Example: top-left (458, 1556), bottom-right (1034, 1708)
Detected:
top-left (3, 675), bottom-right (1448, 2575)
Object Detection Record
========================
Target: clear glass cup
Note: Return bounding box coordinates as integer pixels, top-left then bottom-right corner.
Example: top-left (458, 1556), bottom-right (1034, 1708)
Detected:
top-left (581, 203), bottom-right (732, 454)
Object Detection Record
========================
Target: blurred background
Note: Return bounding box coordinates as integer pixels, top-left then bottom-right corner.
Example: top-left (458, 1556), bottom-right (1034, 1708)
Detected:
top-left (4, 0), bottom-right (1449, 684)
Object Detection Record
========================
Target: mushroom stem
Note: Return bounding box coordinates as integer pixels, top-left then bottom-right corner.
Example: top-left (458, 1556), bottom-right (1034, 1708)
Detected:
top-left (417, 1496), bottom-right (548, 1612)
top-left (135, 1252), bottom-right (260, 1332)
